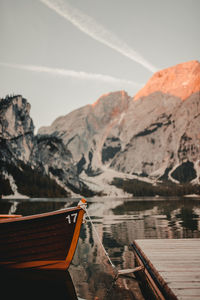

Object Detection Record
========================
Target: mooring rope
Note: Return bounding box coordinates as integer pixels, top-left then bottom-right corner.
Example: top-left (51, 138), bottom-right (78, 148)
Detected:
top-left (78, 199), bottom-right (142, 279)
top-left (78, 199), bottom-right (116, 272)
top-left (85, 207), bottom-right (116, 270)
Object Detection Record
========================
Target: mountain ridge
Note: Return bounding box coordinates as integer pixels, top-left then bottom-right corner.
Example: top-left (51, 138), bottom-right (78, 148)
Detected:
top-left (134, 60), bottom-right (200, 101)
top-left (1, 61), bottom-right (200, 197)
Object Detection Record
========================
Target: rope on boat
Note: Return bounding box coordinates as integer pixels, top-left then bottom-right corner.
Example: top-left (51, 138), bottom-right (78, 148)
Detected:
top-left (78, 198), bottom-right (144, 279)
top-left (78, 199), bottom-right (116, 272)
top-left (86, 207), bottom-right (116, 270)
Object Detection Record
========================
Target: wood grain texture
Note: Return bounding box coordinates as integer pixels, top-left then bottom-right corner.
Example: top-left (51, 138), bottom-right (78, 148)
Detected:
top-left (0, 207), bottom-right (85, 270)
top-left (133, 239), bottom-right (200, 300)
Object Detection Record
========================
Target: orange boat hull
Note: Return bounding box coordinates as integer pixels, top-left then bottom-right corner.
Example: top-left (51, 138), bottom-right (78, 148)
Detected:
top-left (0, 206), bottom-right (85, 270)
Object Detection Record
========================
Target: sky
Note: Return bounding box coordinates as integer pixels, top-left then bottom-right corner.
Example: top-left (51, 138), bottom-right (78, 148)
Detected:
top-left (0, 0), bottom-right (199, 131)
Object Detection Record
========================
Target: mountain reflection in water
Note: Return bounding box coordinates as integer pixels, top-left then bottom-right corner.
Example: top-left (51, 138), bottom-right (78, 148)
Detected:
top-left (0, 197), bottom-right (200, 300)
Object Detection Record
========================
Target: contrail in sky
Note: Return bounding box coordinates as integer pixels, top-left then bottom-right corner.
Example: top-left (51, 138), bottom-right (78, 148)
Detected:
top-left (39, 0), bottom-right (157, 73)
top-left (0, 62), bottom-right (142, 87)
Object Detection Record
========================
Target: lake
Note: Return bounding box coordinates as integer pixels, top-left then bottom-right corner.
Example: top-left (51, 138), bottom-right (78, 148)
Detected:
top-left (0, 196), bottom-right (200, 299)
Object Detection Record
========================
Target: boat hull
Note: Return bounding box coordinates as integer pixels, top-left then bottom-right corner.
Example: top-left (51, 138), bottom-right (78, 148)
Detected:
top-left (0, 207), bottom-right (85, 270)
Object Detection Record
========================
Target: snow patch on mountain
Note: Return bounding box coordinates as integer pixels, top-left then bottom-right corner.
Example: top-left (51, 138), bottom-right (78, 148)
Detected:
top-left (1, 61), bottom-right (200, 197)
top-left (2, 172), bottom-right (29, 199)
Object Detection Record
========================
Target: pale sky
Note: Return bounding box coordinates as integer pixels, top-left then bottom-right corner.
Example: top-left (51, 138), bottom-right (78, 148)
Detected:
top-left (0, 0), bottom-right (199, 131)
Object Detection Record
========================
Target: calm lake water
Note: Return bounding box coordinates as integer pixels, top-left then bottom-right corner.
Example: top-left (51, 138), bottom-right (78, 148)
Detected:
top-left (1, 196), bottom-right (200, 300)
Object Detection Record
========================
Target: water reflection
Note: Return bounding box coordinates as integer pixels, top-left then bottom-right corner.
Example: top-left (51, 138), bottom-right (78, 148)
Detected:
top-left (110, 197), bottom-right (200, 238)
top-left (70, 197), bottom-right (200, 299)
top-left (0, 197), bottom-right (200, 299)
top-left (0, 268), bottom-right (78, 300)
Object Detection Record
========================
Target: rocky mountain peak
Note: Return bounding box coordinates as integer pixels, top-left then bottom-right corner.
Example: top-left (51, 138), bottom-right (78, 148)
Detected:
top-left (0, 95), bottom-right (34, 163)
top-left (1, 61), bottom-right (200, 198)
top-left (92, 90), bottom-right (129, 107)
top-left (91, 90), bottom-right (130, 121)
top-left (134, 60), bottom-right (200, 101)
top-left (38, 90), bottom-right (131, 172)
top-left (0, 95), bottom-right (34, 139)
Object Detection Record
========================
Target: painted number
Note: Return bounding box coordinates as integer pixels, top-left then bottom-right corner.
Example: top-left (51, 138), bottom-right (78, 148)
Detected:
top-left (66, 213), bottom-right (78, 224)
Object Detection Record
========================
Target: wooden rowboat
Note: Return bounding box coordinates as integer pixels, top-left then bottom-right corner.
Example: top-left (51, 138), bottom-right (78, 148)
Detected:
top-left (0, 199), bottom-right (86, 270)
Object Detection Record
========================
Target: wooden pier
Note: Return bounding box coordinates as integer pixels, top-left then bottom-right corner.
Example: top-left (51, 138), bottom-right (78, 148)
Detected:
top-left (131, 239), bottom-right (200, 300)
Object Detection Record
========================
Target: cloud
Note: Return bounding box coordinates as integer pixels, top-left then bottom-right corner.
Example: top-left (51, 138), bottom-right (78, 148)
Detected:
top-left (0, 62), bottom-right (142, 87)
top-left (39, 0), bottom-right (157, 73)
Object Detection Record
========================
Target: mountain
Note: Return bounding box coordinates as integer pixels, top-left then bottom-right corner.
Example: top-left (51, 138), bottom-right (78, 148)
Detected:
top-left (0, 96), bottom-right (92, 197)
top-left (110, 61), bottom-right (200, 181)
top-left (134, 60), bottom-right (200, 101)
top-left (39, 91), bottom-right (131, 175)
top-left (1, 61), bottom-right (200, 197)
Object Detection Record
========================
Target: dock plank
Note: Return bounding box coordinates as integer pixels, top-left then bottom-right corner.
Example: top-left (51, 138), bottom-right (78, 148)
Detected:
top-left (132, 239), bottom-right (200, 300)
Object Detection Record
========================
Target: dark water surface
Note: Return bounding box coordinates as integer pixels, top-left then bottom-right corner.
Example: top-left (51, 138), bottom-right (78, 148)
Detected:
top-left (0, 196), bottom-right (200, 299)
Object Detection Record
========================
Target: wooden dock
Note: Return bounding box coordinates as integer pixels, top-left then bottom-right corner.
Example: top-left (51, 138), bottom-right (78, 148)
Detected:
top-left (131, 239), bottom-right (200, 300)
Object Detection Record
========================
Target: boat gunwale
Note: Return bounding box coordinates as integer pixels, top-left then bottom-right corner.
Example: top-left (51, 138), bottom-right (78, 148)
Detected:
top-left (0, 206), bottom-right (82, 224)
